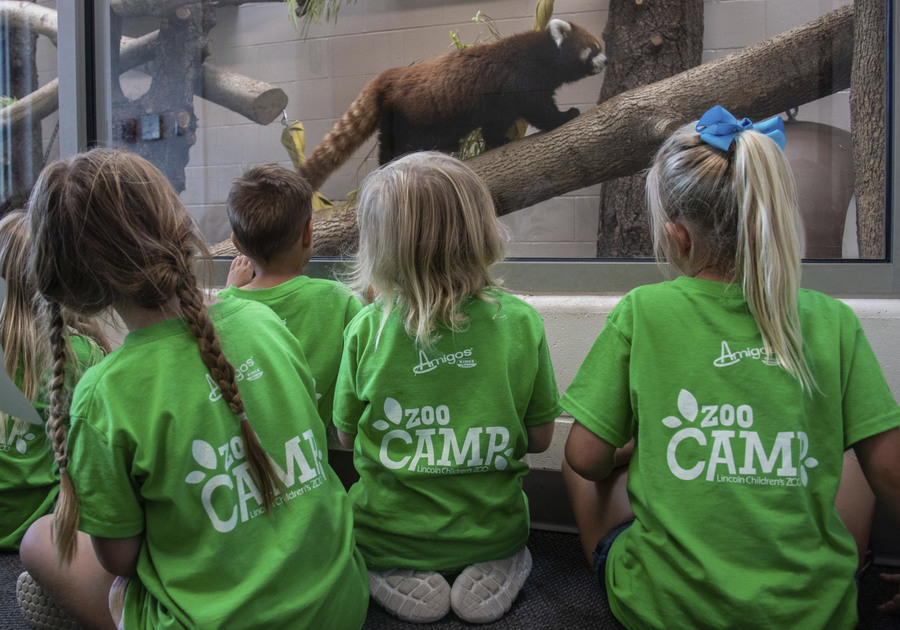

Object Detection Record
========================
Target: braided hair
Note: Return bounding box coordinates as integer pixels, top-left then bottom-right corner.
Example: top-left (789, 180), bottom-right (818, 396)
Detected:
top-left (27, 149), bottom-right (281, 562)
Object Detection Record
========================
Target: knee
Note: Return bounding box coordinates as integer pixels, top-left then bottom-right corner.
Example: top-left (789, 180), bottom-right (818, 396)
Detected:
top-left (19, 515), bottom-right (55, 574)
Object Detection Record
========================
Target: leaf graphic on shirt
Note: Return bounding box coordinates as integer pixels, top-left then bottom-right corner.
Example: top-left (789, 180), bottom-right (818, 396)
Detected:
top-left (677, 389), bottom-right (698, 422)
top-left (494, 448), bottom-right (515, 471)
top-left (185, 471), bottom-right (206, 484)
top-left (185, 440), bottom-right (218, 484)
top-left (796, 432), bottom-right (819, 487)
top-left (192, 440), bottom-right (218, 469)
top-left (373, 397), bottom-right (404, 431)
top-left (384, 397), bottom-right (402, 424)
top-left (662, 416), bottom-right (682, 429)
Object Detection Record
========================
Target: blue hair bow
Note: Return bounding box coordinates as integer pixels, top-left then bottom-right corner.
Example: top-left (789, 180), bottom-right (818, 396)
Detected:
top-left (695, 105), bottom-right (786, 151)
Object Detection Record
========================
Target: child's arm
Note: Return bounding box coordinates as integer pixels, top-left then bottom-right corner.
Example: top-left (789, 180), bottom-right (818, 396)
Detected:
top-left (564, 421), bottom-right (617, 481)
top-left (854, 427), bottom-right (900, 529)
top-left (90, 534), bottom-right (143, 577)
top-left (526, 421), bottom-right (555, 453)
top-left (853, 426), bottom-right (900, 614)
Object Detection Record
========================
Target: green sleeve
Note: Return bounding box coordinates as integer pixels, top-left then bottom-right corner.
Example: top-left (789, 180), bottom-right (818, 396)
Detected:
top-left (559, 308), bottom-right (634, 448)
top-left (333, 327), bottom-right (364, 436)
top-left (523, 332), bottom-right (562, 427)
top-left (68, 417), bottom-right (145, 538)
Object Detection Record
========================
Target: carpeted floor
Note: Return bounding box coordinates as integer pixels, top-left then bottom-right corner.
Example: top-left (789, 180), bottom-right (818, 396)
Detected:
top-left (2, 529), bottom-right (899, 629)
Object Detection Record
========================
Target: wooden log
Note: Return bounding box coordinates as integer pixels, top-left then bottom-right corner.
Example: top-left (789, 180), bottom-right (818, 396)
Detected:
top-left (851, 0), bottom-right (887, 259)
top-left (200, 64), bottom-right (288, 125)
top-left (1, 32), bottom-right (157, 139)
top-left (109, 0), bottom-right (283, 17)
top-left (0, 80), bottom-right (58, 141)
top-left (3, 27), bottom-right (287, 136)
top-left (0, 1), bottom-right (57, 44)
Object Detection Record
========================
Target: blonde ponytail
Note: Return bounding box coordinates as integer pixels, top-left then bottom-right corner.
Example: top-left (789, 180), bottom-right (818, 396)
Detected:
top-left (647, 114), bottom-right (817, 393)
top-left (733, 132), bottom-right (816, 393)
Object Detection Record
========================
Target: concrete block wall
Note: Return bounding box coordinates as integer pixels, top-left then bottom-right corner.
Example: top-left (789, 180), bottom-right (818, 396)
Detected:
top-left (137, 0), bottom-right (856, 256)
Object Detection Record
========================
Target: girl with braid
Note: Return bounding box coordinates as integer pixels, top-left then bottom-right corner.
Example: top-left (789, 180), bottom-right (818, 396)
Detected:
top-left (1, 210), bottom-right (107, 550)
top-left (18, 149), bottom-right (368, 629)
top-left (562, 106), bottom-right (900, 628)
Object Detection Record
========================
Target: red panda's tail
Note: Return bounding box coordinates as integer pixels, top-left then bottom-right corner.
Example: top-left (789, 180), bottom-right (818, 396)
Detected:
top-left (300, 80), bottom-right (381, 191)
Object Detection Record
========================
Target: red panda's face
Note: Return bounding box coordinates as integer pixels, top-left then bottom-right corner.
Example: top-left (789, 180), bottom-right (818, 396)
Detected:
top-left (550, 20), bottom-right (607, 78)
top-left (581, 41), bottom-right (607, 75)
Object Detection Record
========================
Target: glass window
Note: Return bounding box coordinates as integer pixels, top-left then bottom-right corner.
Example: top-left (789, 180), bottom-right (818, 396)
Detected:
top-left (1, 0), bottom-right (59, 215)
top-left (8, 1), bottom-right (898, 295)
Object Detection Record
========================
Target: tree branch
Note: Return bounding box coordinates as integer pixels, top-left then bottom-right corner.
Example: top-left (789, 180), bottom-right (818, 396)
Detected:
top-left (109, 0), bottom-right (284, 17)
top-left (2, 27), bottom-right (288, 137)
top-left (0, 1), bottom-right (58, 45)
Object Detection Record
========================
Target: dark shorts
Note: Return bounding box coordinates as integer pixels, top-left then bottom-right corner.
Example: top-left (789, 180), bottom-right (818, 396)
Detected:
top-left (591, 520), bottom-right (633, 594)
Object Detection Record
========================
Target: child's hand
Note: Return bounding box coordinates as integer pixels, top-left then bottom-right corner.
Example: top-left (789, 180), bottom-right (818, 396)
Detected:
top-left (226, 255), bottom-right (254, 288)
top-left (877, 572), bottom-right (900, 614)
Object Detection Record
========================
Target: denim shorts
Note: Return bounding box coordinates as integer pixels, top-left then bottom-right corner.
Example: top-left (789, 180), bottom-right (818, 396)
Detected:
top-left (591, 520), bottom-right (633, 594)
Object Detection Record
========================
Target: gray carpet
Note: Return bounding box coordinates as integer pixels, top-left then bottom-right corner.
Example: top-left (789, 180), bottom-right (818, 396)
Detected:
top-left (2, 530), bottom-right (899, 629)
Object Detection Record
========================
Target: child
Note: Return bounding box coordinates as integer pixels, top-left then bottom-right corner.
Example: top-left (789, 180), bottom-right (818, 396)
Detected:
top-left (333, 151), bottom-right (561, 624)
top-left (561, 105), bottom-right (900, 628)
top-left (17, 149), bottom-right (368, 629)
top-left (219, 163), bottom-right (361, 427)
top-left (0, 210), bottom-right (107, 550)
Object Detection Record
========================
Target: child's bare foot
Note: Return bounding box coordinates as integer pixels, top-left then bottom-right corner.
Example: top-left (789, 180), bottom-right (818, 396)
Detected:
top-left (226, 255), bottom-right (254, 288)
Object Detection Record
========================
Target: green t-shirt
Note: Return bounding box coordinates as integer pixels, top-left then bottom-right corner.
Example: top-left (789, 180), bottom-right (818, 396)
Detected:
top-left (219, 276), bottom-right (362, 426)
top-left (560, 277), bottom-right (900, 630)
top-left (68, 299), bottom-right (368, 629)
top-left (0, 335), bottom-right (103, 549)
top-left (334, 291), bottom-right (561, 571)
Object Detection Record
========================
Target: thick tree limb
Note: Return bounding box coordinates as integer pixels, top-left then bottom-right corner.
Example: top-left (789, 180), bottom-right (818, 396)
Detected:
top-left (2, 28), bottom-right (287, 136)
top-left (109, 0), bottom-right (283, 17)
top-left (118, 31), bottom-right (288, 124)
top-left (297, 4), bottom-right (853, 256)
top-left (0, 80), bottom-right (57, 139)
top-left (0, 1), bottom-right (57, 44)
top-left (201, 64), bottom-right (288, 125)
top-left (851, 0), bottom-right (886, 259)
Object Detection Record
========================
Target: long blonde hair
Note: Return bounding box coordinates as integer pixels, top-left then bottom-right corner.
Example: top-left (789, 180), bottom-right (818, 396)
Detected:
top-left (0, 211), bottom-right (100, 435)
top-left (351, 152), bottom-right (505, 348)
top-left (646, 121), bottom-right (815, 393)
top-left (0, 211), bottom-right (45, 403)
top-left (27, 149), bottom-right (281, 562)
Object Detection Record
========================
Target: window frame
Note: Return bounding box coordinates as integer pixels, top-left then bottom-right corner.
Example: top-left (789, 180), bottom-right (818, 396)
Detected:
top-left (58, 1), bottom-right (899, 297)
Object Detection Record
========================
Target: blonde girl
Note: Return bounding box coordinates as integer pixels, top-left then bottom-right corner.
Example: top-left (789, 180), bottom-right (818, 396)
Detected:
top-left (561, 106), bottom-right (900, 628)
top-left (18, 149), bottom-right (368, 629)
top-left (0, 210), bottom-right (107, 551)
top-left (333, 151), bottom-right (560, 624)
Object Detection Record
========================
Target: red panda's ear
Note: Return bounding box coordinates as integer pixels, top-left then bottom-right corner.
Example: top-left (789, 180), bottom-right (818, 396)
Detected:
top-left (548, 19), bottom-right (572, 48)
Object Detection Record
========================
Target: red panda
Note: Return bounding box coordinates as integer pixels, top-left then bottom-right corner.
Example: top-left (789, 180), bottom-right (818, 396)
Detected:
top-left (299, 19), bottom-right (606, 191)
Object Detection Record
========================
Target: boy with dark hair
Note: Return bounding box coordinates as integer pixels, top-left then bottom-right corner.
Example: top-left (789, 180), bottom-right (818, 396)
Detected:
top-left (220, 163), bottom-right (361, 426)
